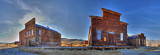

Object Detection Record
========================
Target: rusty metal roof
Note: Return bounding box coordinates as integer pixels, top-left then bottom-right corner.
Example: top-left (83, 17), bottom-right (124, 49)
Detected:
top-left (127, 35), bottom-right (138, 39)
top-left (35, 24), bottom-right (60, 34)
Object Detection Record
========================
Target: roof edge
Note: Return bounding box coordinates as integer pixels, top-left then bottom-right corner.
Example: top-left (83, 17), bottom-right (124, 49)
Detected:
top-left (89, 16), bottom-right (103, 19)
top-left (101, 8), bottom-right (122, 16)
top-left (120, 21), bottom-right (128, 25)
top-left (35, 24), bottom-right (60, 34)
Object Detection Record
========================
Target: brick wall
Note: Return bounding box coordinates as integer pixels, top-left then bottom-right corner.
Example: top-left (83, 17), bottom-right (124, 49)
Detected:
top-left (88, 8), bottom-right (128, 46)
top-left (36, 27), bottom-right (61, 46)
top-left (19, 29), bottom-right (25, 46)
top-left (19, 18), bottom-right (61, 46)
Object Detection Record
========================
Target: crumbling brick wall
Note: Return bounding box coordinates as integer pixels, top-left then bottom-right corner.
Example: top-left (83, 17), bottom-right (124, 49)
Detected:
top-left (88, 8), bottom-right (128, 46)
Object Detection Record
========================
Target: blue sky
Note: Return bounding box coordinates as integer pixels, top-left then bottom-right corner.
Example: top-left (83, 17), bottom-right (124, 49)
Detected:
top-left (0, 0), bottom-right (160, 42)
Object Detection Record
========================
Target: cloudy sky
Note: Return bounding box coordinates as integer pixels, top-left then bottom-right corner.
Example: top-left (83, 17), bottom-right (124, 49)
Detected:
top-left (0, 0), bottom-right (160, 42)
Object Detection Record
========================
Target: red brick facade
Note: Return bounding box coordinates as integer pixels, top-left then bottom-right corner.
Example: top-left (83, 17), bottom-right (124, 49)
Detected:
top-left (88, 8), bottom-right (128, 46)
top-left (19, 18), bottom-right (61, 46)
top-left (19, 29), bottom-right (26, 46)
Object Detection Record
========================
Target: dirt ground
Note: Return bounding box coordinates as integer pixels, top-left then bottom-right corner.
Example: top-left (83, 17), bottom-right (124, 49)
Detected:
top-left (17, 47), bottom-right (122, 55)
top-left (2, 47), bottom-right (160, 55)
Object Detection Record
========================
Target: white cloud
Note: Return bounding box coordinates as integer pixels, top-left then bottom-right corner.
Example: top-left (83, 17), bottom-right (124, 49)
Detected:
top-left (0, 0), bottom-right (57, 42)
top-left (16, 0), bottom-right (32, 11)
top-left (19, 10), bottom-right (45, 25)
top-left (16, 0), bottom-right (51, 25)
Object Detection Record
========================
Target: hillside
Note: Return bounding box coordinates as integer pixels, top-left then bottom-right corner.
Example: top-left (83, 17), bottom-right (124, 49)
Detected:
top-left (61, 38), bottom-right (87, 47)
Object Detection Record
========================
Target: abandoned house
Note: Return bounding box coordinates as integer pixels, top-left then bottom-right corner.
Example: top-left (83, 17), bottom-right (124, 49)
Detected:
top-left (127, 33), bottom-right (146, 47)
top-left (19, 18), bottom-right (61, 46)
top-left (88, 8), bottom-right (128, 46)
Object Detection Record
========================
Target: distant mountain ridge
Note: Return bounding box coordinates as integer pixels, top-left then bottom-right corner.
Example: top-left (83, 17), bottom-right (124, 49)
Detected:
top-left (61, 38), bottom-right (86, 47)
top-left (0, 42), bottom-right (7, 44)
top-left (61, 38), bottom-right (85, 42)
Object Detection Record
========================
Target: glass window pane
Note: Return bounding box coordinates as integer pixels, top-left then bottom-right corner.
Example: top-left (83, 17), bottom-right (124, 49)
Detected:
top-left (29, 30), bottom-right (30, 35)
top-left (121, 33), bottom-right (123, 41)
top-left (104, 37), bottom-right (106, 41)
top-left (97, 30), bottom-right (101, 40)
top-left (39, 29), bottom-right (41, 35)
top-left (32, 30), bottom-right (33, 34)
top-left (109, 32), bottom-right (114, 34)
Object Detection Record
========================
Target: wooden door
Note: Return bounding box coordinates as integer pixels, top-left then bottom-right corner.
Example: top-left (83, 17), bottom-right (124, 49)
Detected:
top-left (108, 34), bottom-right (114, 45)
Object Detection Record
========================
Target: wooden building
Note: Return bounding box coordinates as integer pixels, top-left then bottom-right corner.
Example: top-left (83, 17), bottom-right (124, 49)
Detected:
top-left (88, 8), bottom-right (128, 46)
top-left (19, 18), bottom-right (61, 47)
top-left (127, 33), bottom-right (146, 47)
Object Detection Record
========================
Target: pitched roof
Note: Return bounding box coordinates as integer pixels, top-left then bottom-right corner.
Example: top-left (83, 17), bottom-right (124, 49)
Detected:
top-left (35, 24), bottom-right (60, 34)
top-left (101, 8), bottom-right (122, 16)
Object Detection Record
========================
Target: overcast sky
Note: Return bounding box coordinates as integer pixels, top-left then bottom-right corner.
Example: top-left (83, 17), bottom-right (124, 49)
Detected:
top-left (0, 0), bottom-right (160, 42)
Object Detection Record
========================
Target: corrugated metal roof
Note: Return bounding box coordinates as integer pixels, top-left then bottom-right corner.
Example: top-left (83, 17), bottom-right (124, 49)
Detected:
top-left (35, 24), bottom-right (60, 34)
top-left (127, 35), bottom-right (138, 39)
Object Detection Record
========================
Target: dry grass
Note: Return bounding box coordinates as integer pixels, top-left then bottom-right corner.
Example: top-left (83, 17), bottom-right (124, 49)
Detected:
top-left (0, 44), bottom-right (18, 49)
top-left (17, 47), bottom-right (122, 55)
top-left (61, 41), bottom-right (85, 47)
top-left (0, 44), bottom-right (17, 47)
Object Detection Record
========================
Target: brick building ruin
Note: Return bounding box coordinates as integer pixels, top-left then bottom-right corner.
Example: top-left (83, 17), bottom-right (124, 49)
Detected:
top-left (19, 18), bottom-right (61, 47)
top-left (127, 33), bottom-right (146, 47)
top-left (88, 8), bottom-right (128, 46)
